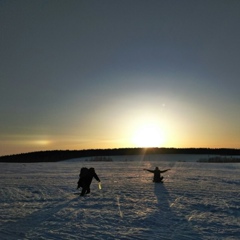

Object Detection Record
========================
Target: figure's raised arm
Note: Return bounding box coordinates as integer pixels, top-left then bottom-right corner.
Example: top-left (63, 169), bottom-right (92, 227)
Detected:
top-left (143, 169), bottom-right (154, 173)
top-left (160, 169), bottom-right (170, 173)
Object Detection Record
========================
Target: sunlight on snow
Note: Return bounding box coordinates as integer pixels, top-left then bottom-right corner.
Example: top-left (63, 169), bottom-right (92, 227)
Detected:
top-left (0, 156), bottom-right (240, 239)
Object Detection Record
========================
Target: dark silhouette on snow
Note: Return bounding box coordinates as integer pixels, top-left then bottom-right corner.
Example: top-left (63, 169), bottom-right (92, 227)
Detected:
top-left (143, 167), bottom-right (170, 182)
top-left (77, 167), bottom-right (100, 196)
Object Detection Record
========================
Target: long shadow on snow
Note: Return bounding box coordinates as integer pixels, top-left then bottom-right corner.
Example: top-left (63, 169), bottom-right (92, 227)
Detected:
top-left (145, 182), bottom-right (202, 240)
top-left (0, 195), bottom-right (79, 240)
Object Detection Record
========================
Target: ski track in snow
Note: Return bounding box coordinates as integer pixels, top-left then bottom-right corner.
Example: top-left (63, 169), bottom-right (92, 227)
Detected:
top-left (0, 155), bottom-right (240, 240)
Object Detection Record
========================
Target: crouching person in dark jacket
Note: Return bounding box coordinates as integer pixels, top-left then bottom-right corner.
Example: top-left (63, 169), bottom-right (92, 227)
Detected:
top-left (77, 167), bottom-right (101, 196)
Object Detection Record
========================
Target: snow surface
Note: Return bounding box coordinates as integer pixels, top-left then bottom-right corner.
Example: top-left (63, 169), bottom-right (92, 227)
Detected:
top-left (0, 154), bottom-right (240, 240)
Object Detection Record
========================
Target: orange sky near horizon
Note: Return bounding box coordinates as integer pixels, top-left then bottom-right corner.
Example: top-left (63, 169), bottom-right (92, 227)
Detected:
top-left (1, 1), bottom-right (240, 156)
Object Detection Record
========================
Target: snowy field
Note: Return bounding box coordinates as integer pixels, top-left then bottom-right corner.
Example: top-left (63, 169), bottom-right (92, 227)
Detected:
top-left (0, 154), bottom-right (240, 240)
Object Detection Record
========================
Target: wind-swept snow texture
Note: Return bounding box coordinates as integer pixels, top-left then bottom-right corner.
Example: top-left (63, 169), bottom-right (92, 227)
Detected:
top-left (0, 154), bottom-right (239, 239)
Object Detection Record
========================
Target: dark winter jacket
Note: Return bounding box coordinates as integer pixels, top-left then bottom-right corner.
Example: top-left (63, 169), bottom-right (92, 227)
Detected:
top-left (85, 168), bottom-right (100, 186)
top-left (77, 167), bottom-right (100, 188)
top-left (145, 168), bottom-right (169, 182)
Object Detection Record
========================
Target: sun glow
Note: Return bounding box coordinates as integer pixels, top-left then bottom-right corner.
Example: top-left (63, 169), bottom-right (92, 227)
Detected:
top-left (132, 123), bottom-right (165, 148)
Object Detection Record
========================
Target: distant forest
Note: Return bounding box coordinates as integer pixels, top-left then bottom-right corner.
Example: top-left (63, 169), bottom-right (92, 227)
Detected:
top-left (0, 148), bottom-right (240, 163)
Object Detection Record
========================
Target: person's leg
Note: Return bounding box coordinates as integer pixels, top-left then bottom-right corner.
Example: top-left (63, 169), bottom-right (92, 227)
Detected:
top-left (80, 187), bottom-right (87, 196)
top-left (86, 187), bottom-right (90, 194)
top-left (80, 181), bottom-right (88, 196)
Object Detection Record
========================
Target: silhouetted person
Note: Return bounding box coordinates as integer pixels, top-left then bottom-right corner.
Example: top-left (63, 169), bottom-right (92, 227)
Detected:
top-left (77, 167), bottom-right (101, 196)
top-left (143, 167), bottom-right (170, 182)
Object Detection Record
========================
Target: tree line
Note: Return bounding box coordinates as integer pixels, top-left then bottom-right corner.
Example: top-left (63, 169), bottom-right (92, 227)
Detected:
top-left (0, 147), bottom-right (240, 163)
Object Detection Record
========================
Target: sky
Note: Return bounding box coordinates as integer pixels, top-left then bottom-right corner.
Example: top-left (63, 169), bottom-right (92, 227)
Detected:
top-left (1, 0), bottom-right (240, 156)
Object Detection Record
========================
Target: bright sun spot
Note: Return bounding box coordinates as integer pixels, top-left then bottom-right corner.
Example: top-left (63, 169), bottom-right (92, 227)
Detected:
top-left (32, 140), bottom-right (51, 146)
top-left (132, 123), bottom-right (165, 148)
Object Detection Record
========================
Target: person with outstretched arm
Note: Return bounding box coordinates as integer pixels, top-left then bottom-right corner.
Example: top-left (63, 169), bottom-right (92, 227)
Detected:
top-left (143, 167), bottom-right (170, 182)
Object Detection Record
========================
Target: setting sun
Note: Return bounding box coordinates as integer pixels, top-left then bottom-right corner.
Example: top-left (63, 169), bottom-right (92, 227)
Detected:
top-left (132, 123), bottom-right (165, 148)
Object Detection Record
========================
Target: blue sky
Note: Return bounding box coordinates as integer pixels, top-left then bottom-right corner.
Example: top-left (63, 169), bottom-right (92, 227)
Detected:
top-left (1, 0), bottom-right (240, 156)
